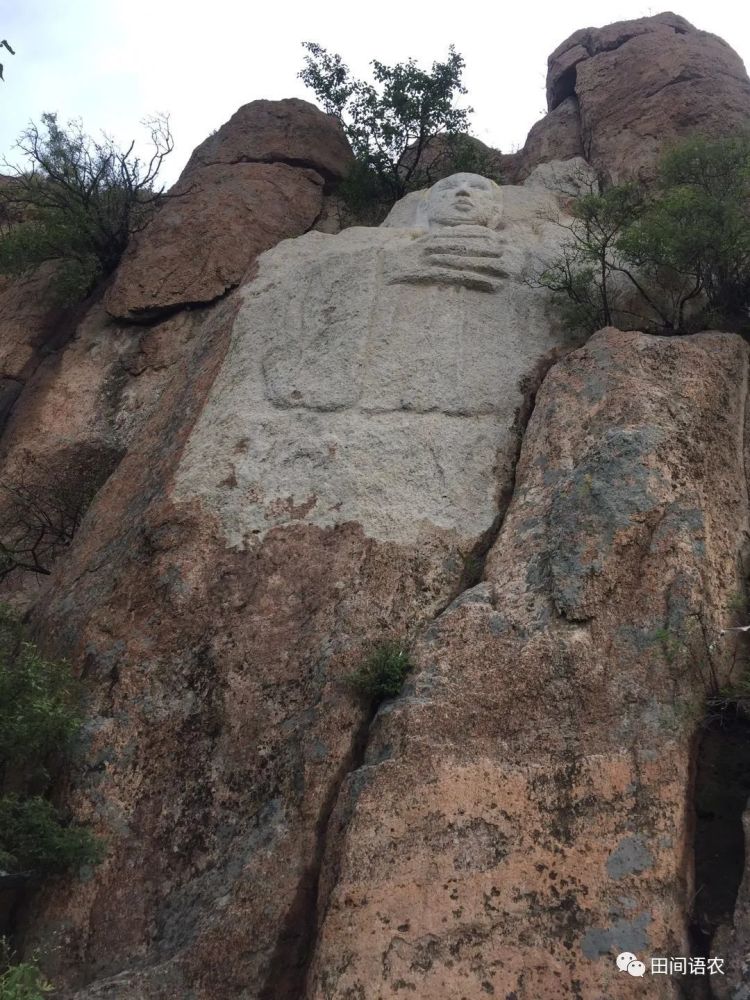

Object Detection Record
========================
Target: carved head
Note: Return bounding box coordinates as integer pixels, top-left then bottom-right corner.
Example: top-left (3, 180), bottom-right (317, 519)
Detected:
top-left (419, 173), bottom-right (502, 230)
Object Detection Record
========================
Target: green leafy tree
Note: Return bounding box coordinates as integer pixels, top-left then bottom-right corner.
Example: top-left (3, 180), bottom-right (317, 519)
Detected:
top-left (534, 181), bottom-right (649, 332)
top-left (0, 606), bottom-right (101, 880)
top-left (0, 112), bottom-right (173, 303)
top-left (533, 135), bottom-right (750, 336)
top-left (624, 135), bottom-right (750, 329)
top-left (299, 43), bottom-right (473, 214)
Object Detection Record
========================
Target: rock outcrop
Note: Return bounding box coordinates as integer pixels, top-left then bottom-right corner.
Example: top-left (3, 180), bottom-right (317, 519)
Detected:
top-left (105, 100), bottom-right (353, 320)
top-left (539, 12), bottom-right (750, 181)
top-left (20, 165), bottom-right (585, 999)
top-left (182, 98), bottom-right (354, 180)
top-left (306, 328), bottom-right (750, 998)
top-left (4, 13), bottom-right (750, 1000)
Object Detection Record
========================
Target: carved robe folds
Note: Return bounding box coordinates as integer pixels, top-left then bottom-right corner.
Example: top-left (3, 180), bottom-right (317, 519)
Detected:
top-left (176, 171), bottom-right (580, 548)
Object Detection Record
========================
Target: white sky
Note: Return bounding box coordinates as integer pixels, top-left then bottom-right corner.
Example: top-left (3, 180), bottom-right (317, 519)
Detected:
top-left (1, 1), bottom-right (749, 187)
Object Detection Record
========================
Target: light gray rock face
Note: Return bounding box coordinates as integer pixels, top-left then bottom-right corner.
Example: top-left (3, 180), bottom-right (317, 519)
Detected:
top-left (175, 167), bottom-right (583, 547)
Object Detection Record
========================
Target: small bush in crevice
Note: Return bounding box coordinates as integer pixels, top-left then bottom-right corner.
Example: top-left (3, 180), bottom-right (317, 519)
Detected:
top-left (347, 641), bottom-right (413, 707)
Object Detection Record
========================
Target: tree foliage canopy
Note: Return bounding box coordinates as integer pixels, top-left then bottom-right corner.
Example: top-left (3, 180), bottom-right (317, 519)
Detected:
top-left (299, 43), bottom-right (478, 213)
top-left (0, 112), bottom-right (173, 303)
top-left (533, 135), bottom-right (750, 336)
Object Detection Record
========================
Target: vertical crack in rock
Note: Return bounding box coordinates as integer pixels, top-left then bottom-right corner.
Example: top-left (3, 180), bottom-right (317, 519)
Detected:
top-left (440, 347), bottom-right (568, 610)
top-left (258, 707), bottom-right (375, 1000)
top-left (685, 350), bottom-right (750, 998)
top-left (689, 708), bottom-right (750, 972)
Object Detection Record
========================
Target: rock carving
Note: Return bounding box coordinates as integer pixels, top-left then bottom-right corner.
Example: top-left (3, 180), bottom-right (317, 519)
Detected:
top-left (176, 165), bottom-right (584, 547)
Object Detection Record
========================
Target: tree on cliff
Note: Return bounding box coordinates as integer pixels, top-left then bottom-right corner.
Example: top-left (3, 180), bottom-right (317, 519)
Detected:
top-left (534, 135), bottom-right (750, 336)
top-left (299, 43), bottom-right (481, 214)
top-left (0, 112), bottom-right (173, 303)
top-left (0, 447), bottom-right (121, 582)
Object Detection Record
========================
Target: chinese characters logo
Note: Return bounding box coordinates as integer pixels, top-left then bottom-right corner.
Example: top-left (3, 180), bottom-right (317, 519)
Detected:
top-left (616, 952), bottom-right (725, 977)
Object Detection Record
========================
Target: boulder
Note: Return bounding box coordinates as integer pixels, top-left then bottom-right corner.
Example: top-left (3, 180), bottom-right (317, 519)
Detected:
top-left (542, 13), bottom-right (750, 181)
top-left (105, 163), bottom-right (325, 320)
top-left (105, 100), bottom-right (354, 320)
top-left (182, 98), bottom-right (353, 181)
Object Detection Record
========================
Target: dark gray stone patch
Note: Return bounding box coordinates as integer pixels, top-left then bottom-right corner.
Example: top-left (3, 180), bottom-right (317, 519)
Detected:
top-left (581, 911), bottom-right (652, 959)
top-left (606, 835), bottom-right (654, 880)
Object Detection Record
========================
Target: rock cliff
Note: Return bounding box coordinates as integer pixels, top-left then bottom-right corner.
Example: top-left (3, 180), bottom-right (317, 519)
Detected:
top-left (3, 13), bottom-right (750, 1000)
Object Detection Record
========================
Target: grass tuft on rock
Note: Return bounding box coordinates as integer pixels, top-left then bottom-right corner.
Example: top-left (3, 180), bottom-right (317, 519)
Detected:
top-left (347, 641), bottom-right (412, 706)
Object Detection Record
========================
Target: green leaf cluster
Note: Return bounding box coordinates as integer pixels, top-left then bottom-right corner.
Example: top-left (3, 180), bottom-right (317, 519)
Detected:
top-left (0, 606), bottom-right (101, 876)
top-left (534, 135), bottom-right (750, 336)
top-left (0, 946), bottom-right (53, 1000)
top-left (300, 43), bottom-right (474, 215)
top-left (347, 641), bottom-right (413, 706)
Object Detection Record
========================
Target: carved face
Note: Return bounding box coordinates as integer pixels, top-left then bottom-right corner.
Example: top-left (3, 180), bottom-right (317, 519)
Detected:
top-left (423, 173), bottom-right (501, 229)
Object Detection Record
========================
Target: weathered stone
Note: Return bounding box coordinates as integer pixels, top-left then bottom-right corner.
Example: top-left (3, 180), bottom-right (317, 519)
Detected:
top-left (105, 162), bottom-right (325, 320)
top-left (0, 265), bottom-right (66, 381)
top-left (305, 329), bottom-right (750, 998)
top-left (20, 169), bottom-right (584, 999)
top-left (544, 13), bottom-right (750, 181)
top-left (515, 96), bottom-right (584, 180)
top-left (182, 98), bottom-right (353, 181)
top-left (105, 96), bottom-right (356, 320)
top-left (176, 170), bottom-right (578, 548)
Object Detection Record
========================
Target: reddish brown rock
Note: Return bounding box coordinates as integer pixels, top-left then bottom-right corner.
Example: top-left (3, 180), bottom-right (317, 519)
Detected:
top-left (0, 265), bottom-right (69, 432)
top-left (105, 163), bottom-right (325, 320)
top-left (105, 99), bottom-right (354, 321)
top-left (542, 13), bottom-right (750, 181)
top-left (18, 284), bottom-right (486, 997)
top-left (305, 329), bottom-right (750, 998)
top-left (182, 98), bottom-right (353, 181)
top-left (0, 301), bottom-right (205, 614)
top-left (513, 95), bottom-right (584, 181)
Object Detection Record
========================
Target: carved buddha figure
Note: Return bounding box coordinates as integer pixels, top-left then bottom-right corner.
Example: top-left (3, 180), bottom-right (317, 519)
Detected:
top-left (176, 171), bottom-right (575, 548)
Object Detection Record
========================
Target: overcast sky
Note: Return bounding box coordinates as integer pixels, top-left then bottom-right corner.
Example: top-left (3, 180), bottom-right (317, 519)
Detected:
top-left (1, 0), bottom-right (749, 187)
